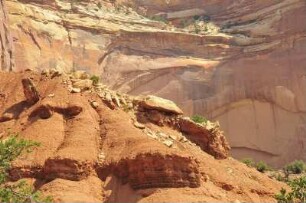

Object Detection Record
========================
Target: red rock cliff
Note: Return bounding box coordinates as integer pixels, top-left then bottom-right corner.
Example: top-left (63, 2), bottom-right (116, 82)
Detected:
top-left (1, 0), bottom-right (306, 167)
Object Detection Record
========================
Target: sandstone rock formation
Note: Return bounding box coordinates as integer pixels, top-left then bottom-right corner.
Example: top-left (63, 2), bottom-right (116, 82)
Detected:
top-left (138, 95), bottom-right (183, 115)
top-left (0, 0), bottom-right (14, 71)
top-left (1, 0), bottom-right (305, 167)
top-left (21, 78), bottom-right (40, 105)
top-left (0, 71), bottom-right (287, 202)
top-left (179, 117), bottom-right (230, 159)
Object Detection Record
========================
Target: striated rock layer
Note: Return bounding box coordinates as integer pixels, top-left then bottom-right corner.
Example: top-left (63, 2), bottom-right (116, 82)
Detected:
top-left (0, 71), bottom-right (286, 202)
top-left (1, 0), bottom-right (306, 166)
top-left (0, 0), bottom-right (14, 71)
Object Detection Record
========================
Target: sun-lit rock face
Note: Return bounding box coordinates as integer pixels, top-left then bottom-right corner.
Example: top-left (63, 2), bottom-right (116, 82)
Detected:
top-left (0, 71), bottom-right (285, 202)
top-left (1, 0), bottom-right (306, 167)
top-left (0, 0), bottom-right (14, 71)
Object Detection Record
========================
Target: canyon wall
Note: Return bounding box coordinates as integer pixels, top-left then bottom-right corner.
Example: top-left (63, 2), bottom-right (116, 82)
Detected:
top-left (2, 0), bottom-right (306, 167)
top-left (0, 0), bottom-right (14, 71)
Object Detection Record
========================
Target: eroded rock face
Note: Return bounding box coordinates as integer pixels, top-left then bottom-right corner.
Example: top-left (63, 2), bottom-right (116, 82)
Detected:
top-left (0, 72), bottom-right (288, 202)
top-left (179, 117), bottom-right (230, 159)
top-left (21, 78), bottom-right (40, 105)
top-left (2, 0), bottom-right (306, 166)
top-left (99, 153), bottom-right (200, 189)
top-left (0, 0), bottom-right (14, 71)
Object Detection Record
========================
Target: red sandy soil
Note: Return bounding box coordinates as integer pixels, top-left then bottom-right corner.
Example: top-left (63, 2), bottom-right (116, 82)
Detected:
top-left (0, 71), bottom-right (287, 202)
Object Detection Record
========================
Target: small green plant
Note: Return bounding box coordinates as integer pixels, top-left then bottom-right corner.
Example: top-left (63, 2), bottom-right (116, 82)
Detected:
top-left (194, 23), bottom-right (201, 34)
top-left (241, 158), bottom-right (271, 173)
top-left (191, 115), bottom-right (208, 124)
top-left (0, 134), bottom-right (52, 202)
top-left (275, 176), bottom-right (306, 203)
top-left (285, 160), bottom-right (306, 174)
top-left (90, 75), bottom-right (100, 85)
top-left (241, 158), bottom-right (255, 167)
top-left (193, 15), bottom-right (200, 21)
top-left (179, 19), bottom-right (188, 28)
top-left (202, 15), bottom-right (211, 22)
top-left (256, 161), bottom-right (269, 173)
top-left (275, 173), bottom-right (286, 182)
top-left (149, 15), bottom-right (168, 23)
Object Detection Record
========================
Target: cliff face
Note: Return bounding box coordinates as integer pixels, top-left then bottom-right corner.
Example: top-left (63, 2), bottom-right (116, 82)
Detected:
top-left (2, 0), bottom-right (306, 167)
top-left (0, 0), bottom-right (14, 71)
top-left (0, 71), bottom-right (285, 202)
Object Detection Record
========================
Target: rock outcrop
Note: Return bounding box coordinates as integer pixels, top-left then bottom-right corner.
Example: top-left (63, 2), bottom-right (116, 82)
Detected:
top-left (0, 71), bottom-right (286, 202)
top-left (99, 153), bottom-right (200, 189)
top-left (179, 117), bottom-right (230, 159)
top-left (138, 95), bottom-right (183, 115)
top-left (1, 0), bottom-right (306, 166)
top-left (21, 78), bottom-right (40, 105)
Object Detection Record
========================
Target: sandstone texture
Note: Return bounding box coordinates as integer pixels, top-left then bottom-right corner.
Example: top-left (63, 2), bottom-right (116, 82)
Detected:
top-left (21, 78), bottom-right (40, 105)
top-left (0, 0), bottom-right (14, 71)
top-left (0, 71), bottom-right (286, 202)
top-left (0, 0), bottom-right (304, 166)
top-left (139, 95), bottom-right (183, 115)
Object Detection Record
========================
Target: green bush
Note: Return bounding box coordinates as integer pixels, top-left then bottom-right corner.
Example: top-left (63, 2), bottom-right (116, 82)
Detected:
top-left (256, 161), bottom-right (269, 173)
top-left (194, 23), bottom-right (201, 34)
top-left (0, 134), bottom-right (52, 202)
top-left (193, 15), bottom-right (200, 21)
top-left (241, 159), bottom-right (270, 173)
top-left (202, 15), bottom-right (211, 22)
top-left (275, 176), bottom-right (306, 203)
top-left (150, 15), bottom-right (167, 23)
top-left (285, 160), bottom-right (306, 174)
top-left (90, 75), bottom-right (100, 85)
top-left (191, 115), bottom-right (208, 124)
top-left (241, 158), bottom-right (255, 167)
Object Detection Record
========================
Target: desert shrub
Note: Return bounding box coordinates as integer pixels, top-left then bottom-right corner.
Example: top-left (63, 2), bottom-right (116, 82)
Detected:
top-left (193, 23), bottom-right (201, 34)
top-left (275, 176), bottom-right (306, 203)
top-left (191, 115), bottom-right (208, 124)
top-left (256, 161), bottom-right (269, 173)
top-left (202, 15), bottom-right (211, 22)
top-left (0, 134), bottom-right (52, 202)
top-left (275, 173), bottom-right (287, 182)
top-left (150, 15), bottom-right (167, 23)
top-left (285, 160), bottom-right (306, 174)
top-left (193, 15), bottom-right (200, 21)
top-left (90, 75), bottom-right (100, 85)
top-left (241, 158), bottom-right (255, 167)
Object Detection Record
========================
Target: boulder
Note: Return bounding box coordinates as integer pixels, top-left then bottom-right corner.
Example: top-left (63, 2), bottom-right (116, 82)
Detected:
top-left (90, 101), bottom-right (99, 109)
top-left (21, 78), bottom-right (40, 105)
top-left (49, 68), bottom-right (63, 78)
top-left (0, 112), bottom-right (14, 122)
top-left (139, 95), bottom-right (183, 115)
top-left (72, 71), bottom-right (90, 80)
top-left (179, 117), bottom-right (230, 159)
top-left (70, 88), bottom-right (81, 93)
top-left (72, 79), bottom-right (93, 90)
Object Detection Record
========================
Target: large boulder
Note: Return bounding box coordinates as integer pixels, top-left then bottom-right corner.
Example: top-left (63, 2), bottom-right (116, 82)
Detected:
top-left (21, 78), bottom-right (40, 105)
top-left (72, 79), bottom-right (93, 91)
top-left (139, 95), bottom-right (183, 115)
top-left (179, 117), bottom-right (230, 159)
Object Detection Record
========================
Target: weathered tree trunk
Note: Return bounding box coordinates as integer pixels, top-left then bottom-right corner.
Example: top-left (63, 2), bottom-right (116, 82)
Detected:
top-left (0, 0), bottom-right (14, 71)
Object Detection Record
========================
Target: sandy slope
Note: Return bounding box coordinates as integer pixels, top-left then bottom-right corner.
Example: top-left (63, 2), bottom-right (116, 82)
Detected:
top-left (0, 71), bottom-right (287, 202)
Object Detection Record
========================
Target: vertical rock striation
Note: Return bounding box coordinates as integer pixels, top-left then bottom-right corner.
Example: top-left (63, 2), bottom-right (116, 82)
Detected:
top-left (0, 0), bottom-right (14, 71)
